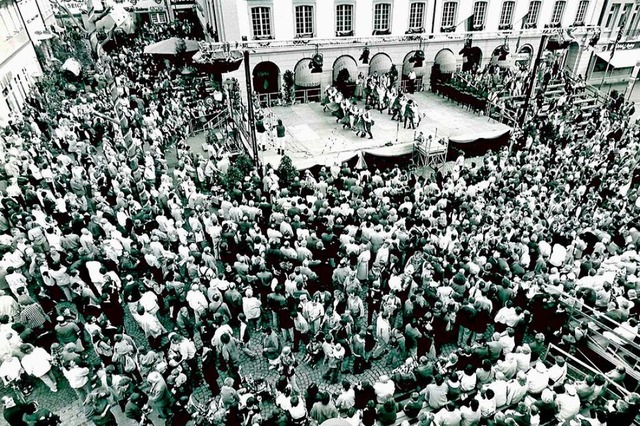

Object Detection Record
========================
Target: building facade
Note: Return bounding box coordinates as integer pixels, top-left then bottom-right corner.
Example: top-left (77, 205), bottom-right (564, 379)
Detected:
top-left (201, 0), bottom-right (605, 103)
top-left (586, 0), bottom-right (640, 85)
top-left (0, 0), bottom-right (46, 126)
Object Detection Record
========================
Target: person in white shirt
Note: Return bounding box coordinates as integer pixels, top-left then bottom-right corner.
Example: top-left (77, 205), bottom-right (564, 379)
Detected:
top-left (555, 384), bottom-right (580, 422)
top-left (19, 343), bottom-right (57, 392)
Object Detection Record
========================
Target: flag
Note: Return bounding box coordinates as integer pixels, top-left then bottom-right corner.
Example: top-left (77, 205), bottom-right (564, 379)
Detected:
top-left (520, 12), bottom-right (530, 29)
top-left (465, 14), bottom-right (475, 32)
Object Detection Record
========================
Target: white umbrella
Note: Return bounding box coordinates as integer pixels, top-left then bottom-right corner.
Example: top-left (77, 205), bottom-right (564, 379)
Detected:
top-left (62, 58), bottom-right (82, 77)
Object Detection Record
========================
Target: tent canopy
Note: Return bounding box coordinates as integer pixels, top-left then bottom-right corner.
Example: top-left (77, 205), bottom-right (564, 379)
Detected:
top-left (144, 37), bottom-right (200, 56)
top-left (595, 49), bottom-right (640, 69)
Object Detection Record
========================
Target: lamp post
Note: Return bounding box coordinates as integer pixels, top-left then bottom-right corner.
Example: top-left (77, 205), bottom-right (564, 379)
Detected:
top-left (243, 50), bottom-right (261, 172)
top-left (519, 34), bottom-right (549, 127)
top-left (600, 29), bottom-right (622, 90)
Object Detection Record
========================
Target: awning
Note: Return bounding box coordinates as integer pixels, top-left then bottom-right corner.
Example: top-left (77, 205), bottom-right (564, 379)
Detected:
top-left (595, 48), bottom-right (640, 69)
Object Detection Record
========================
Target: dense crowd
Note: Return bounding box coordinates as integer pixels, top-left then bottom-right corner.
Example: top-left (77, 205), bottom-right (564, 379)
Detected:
top-left (1, 21), bottom-right (640, 426)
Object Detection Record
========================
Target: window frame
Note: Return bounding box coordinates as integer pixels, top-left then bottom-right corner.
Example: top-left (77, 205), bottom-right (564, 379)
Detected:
top-left (294, 4), bottom-right (315, 38)
top-left (250, 6), bottom-right (273, 40)
top-left (618, 3), bottom-right (632, 29)
top-left (373, 2), bottom-right (392, 33)
top-left (408, 1), bottom-right (426, 31)
top-left (550, 0), bottom-right (566, 26)
top-left (441, 1), bottom-right (458, 29)
top-left (335, 3), bottom-right (354, 35)
top-left (499, 1), bottom-right (516, 28)
top-left (525, 0), bottom-right (541, 28)
top-left (574, 0), bottom-right (588, 24)
top-left (472, 1), bottom-right (488, 30)
top-left (605, 3), bottom-right (620, 29)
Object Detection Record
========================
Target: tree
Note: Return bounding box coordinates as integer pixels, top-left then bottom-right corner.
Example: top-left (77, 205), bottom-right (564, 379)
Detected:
top-left (235, 153), bottom-right (254, 176)
top-left (282, 70), bottom-right (295, 104)
top-left (277, 155), bottom-right (299, 188)
top-left (221, 164), bottom-right (244, 190)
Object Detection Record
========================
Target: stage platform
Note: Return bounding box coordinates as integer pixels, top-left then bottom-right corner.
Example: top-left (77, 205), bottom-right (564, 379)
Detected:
top-left (258, 91), bottom-right (511, 170)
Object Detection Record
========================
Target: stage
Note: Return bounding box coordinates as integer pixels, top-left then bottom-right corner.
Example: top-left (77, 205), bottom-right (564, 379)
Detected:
top-left (258, 91), bottom-right (512, 170)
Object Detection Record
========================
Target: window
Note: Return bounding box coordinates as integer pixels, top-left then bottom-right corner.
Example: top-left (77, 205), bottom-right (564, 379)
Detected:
top-left (409, 2), bottom-right (426, 30)
top-left (605, 4), bottom-right (620, 29)
top-left (373, 3), bottom-right (391, 32)
top-left (295, 5), bottom-right (314, 37)
top-left (251, 7), bottom-right (272, 39)
top-left (525, 1), bottom-right (541, 27)
top-left (574, 0), bottom-right (588, 23)
top-left (550, 0), bottom-right (565, 25)
top-left (441, 1), bottom-right (457, 28)
top-left (499, 1), bottom-right (515, 27)
top-left (626, 5), bottom-right (639, 36)
top-left (336, 4), bottom-right (353, 34)
top-left (150, 11), bottom-right (167, 24)
top-left (618, 3), bottom-right (632, 29)
top-left (472, 1), bottom-right (487, 29)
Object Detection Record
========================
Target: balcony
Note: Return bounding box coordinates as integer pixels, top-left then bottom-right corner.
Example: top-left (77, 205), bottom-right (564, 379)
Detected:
top-left (498, 24), bottom-right (513, 31)
top-left (440, 25), bottom-right (456, 33)
top-left (336, 30), bottom-right (353, 37)
top-left (196, 25), bottom-right (601, 56)
top-left (405, 27), bottom-right (425, 35)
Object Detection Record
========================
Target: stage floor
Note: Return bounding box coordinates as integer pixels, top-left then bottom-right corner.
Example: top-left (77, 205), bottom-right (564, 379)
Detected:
top-left (258, 91), bottom-right (511, 170)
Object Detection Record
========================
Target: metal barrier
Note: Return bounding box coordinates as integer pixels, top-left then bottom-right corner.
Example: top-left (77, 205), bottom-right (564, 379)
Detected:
top-left (294, 87), bottom-right (322, 104)
top-left (255, 91), bottom-right (282, 107)
top-left (188, 109), bottom-right (229, 137)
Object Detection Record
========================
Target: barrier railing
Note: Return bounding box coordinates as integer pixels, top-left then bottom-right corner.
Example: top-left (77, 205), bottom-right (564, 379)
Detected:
top-left (255, 91), bottom-right (282, 107)
top-left (294, 87), bottom-right (322, 104)
top-left (188, 109), bottom-right (228, 136)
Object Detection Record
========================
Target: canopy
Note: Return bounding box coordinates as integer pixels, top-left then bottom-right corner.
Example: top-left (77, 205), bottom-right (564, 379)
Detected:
top-left (595, 49), bottom-right (640, 69)
top-left (62, 58), bottom-right (82, 77)
top-left (144, 37), bottom-right (200, 56)
top-left (95, 5), bottom-right (135, 34)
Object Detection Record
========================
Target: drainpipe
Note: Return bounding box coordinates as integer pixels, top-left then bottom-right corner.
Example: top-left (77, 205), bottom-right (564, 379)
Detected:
top-left (430, 0), bottom-right (438, 33)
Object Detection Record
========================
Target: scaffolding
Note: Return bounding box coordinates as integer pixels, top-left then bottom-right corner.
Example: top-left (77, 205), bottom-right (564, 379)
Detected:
top-left (412, 134), bottom-right (449, 169)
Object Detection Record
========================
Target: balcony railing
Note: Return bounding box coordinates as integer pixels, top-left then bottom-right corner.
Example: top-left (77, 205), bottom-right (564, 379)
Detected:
top-left (199, 25), bottom-right (600, 53)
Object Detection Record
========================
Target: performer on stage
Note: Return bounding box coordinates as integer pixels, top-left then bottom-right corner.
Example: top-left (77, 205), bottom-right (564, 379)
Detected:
top-left (360, 110), bottom-right (374, 139)
top-left (275, 119), bottom-right (286, 155)
top-left (256, 115), bottom-right (267, 150)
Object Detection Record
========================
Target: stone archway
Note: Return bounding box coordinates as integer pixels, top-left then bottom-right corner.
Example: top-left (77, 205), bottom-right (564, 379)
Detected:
top-left (402, 51), bottom-right (428, 92)
top-left (252, 61), bottom-right (281, 94)
top-left (368, 52), bottom-right (393, 76)
top-left (564, 41), bottom-right (580, 74)
top-left (490, 44), bottom-right (512, 69)
top-left (459, 45), bottom-right (483, 72)
top-left (294, 58), bottom-right (322, 102)
top-left (515, 44), bottom-right (534, 69)
top-left (332, 55), bottom-right (358, 98)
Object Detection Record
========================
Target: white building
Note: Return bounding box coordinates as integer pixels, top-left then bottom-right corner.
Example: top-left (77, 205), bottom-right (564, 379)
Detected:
top-left (199, 0), bottom-right (605, 103)
top-left (0, 0), bottom-right (45, 126)
top-left (586, 0), bottom-right (640, 85)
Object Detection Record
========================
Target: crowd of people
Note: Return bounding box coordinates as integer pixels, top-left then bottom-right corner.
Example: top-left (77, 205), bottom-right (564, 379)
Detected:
top-left (1, 20), bottom-right (640, 426)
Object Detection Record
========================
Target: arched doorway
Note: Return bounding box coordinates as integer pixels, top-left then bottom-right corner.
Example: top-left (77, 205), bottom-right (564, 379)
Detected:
top-left (402, 51), bottom-right (428, 92)
top-left (332, 55), bottom-right (358, 98)
top-left (252, 61), bottom-right (280, 94)
top-left (294, 58), bottom-right (321, 102)
top-left (459, 44), bottom-right (483, 72)
top-left (490, 45), bottom-right (512, 69)
top-left (515, 44), bottom-right (534, 69)
top-left (368, 52), bottom-right (393, 76)
top-left (430, 49), bottom-right (456, 89)
top-left (564, 41), bottom-right (580, 74)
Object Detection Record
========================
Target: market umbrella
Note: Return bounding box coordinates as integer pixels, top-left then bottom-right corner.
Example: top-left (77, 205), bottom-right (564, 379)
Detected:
top-left (62, 58), bottom-right (82, 77)
top-left (144, 37), bottom-right (200, 56)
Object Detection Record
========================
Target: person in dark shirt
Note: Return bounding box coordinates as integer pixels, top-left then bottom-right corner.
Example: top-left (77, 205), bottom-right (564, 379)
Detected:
top-left (2, 396), bottom-right (27, 426)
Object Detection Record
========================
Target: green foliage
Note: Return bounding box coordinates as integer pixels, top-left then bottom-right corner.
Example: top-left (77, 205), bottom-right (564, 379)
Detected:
top-left (282, 70), bottom-right (295, 104)
top-left (221, 163), bottom-right (244, 190)
top-left (277, 155), bottom-right (299, 188)
top-left (235, 153), bottom-right (254, 176)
